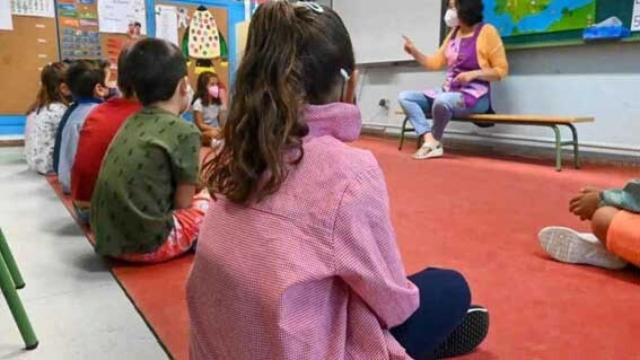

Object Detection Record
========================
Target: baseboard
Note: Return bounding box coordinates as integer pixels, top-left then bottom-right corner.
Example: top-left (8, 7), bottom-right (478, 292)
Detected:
top-left (361, 126), bottom-right (640, 167)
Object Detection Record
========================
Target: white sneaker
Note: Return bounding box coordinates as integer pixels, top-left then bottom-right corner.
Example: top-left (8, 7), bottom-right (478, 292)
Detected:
top-left (412, 142), bottom-right (444, 160)
top-left (538, 227), bottom-right (627, 270)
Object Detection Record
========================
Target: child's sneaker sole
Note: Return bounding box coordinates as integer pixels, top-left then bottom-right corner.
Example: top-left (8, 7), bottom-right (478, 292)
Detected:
top-left (430, 305), bottom-right (489, 359)
top-left (538, 227), bottom-right (627, 270)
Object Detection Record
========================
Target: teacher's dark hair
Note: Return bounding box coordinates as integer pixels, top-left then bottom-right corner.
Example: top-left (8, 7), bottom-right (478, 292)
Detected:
top-left (202, 1), bottom-right (355, 204)
top-left (457, 0), bottom-right (484, 26)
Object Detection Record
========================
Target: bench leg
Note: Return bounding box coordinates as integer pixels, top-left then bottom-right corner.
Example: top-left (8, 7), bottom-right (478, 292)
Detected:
top-left (0, 250), bottom-right (38, 350)
top-left (399, 116), bottom-right (409, 151)
top-left (550, 125), bottom-right (563, 172)
top-left (0, 229), bottom-right (25, 289)
top-left (567, 123), bottom-right (580, 169)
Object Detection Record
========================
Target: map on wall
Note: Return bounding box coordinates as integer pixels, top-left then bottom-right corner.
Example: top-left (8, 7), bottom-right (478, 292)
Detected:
top-left (485, 0), bottom-right (596, 36)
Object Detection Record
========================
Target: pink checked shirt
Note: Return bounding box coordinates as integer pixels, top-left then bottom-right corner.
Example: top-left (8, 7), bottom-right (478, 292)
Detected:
top-left (187, 103), bottom-right (419, 360)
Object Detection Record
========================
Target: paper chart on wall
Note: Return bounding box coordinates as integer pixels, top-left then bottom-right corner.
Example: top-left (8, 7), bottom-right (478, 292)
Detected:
top-left (632, 0), bottom-right (640, 32)
top-left (0, 0), bottom-right (13, 30)
top-left (155, 5), bottom-right (178, 45)
top-left (61, 28), bottom-right (102, 59)
top-left (98, 0), bottom-right (146, 34)
top-left (10, 0), bottom-right (55, 17)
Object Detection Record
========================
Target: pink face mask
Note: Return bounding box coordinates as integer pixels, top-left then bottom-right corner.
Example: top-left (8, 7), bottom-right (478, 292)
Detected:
top-left (208, 85), bottom-right (220, 99)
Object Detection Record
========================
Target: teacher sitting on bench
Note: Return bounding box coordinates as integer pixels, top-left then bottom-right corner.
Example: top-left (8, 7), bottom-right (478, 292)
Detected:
top-left (399, 0), bottom-right (508, 160)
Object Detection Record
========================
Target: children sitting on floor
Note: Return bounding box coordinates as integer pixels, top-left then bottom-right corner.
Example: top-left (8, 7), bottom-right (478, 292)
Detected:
top-left (540, 179), bottom-right (640, 270)
top-left (53, 60), bottom-right (110, 193)
top-left (90, 38), bottom-right (209, 264)
top-left (70, 49), bottom-right (142, 223)
top-left (191, 71), bottom-right (227, 146)
top-left (187, 3), bottom-right (488, 359)
top-left (24, 62), bottom-right (72, 175)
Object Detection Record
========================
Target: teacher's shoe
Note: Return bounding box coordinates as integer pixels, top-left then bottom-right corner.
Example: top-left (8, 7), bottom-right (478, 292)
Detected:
top-left (539, 227), bottom-right (627, 270)
top-left (412, 142), bottom-right (443, 160)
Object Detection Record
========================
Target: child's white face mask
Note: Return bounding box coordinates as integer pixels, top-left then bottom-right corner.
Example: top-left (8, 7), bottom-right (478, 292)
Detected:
top-left (444, 8), bottom-right (460, 28)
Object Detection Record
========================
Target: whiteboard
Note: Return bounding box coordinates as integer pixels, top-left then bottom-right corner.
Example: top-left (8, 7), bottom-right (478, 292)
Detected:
top-left (333, 0), bottom-right (442, 64)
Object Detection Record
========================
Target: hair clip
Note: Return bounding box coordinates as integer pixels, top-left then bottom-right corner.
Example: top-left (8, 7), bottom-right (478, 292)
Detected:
top-left (294, 1), bottom-right (324, 13)
top-left (340, 68), bottom-right (351, 81)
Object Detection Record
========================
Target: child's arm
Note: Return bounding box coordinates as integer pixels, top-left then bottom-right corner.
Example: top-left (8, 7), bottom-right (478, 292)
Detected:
top-left (171, 125), bottom-right (202, 209)
top-left (601, 179), bottom-right (640, 213)
top-left (334, 165), bottom-right (419, 329)
top-left (174, 183), bottom-right (197, 209)
top-left (194, 111), bottom-right (218, 133)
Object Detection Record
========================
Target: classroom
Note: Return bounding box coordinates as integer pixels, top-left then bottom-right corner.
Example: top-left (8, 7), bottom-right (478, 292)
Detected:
top-left (0, 0), bottom-right (639, 358)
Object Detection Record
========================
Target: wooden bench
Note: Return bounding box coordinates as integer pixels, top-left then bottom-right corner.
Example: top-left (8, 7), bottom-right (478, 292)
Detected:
top-left (396, 110), bottom-right (594, 171)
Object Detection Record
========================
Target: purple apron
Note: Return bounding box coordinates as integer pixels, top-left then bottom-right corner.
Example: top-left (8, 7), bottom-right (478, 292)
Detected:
top-left (425, 23), bottom-right (490, 109)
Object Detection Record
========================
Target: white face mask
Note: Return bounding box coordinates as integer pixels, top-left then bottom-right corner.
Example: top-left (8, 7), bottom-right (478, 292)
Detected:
top-left (444, 8), bottom-right (460, 28)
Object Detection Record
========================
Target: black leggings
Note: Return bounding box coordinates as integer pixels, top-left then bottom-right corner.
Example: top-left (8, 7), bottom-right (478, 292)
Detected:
top-left (391, 268), bottom-right (471, 359)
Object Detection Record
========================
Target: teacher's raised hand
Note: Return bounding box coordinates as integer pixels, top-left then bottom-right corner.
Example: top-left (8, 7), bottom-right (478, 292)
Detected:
top-left (402, 35), bottom-right (417, 56)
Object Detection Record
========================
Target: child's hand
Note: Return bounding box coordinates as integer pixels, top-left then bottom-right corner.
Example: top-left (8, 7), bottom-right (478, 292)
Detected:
top-left (569, 188), bottom-right (601, 221)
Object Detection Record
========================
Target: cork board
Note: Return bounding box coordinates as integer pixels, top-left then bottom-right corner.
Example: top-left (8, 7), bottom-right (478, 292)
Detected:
top-left (0, 16), bottom-right (59, 114)
top-left (157, 3), bottom-right (229, 90)
top-left (236, 20), bottom-right (249, 63)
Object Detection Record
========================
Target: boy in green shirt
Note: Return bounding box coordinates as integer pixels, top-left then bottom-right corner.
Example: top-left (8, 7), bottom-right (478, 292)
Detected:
top-left (539, 179), bottom-right (640, 270)
top-left (91, 38), bottom-right (210, 263)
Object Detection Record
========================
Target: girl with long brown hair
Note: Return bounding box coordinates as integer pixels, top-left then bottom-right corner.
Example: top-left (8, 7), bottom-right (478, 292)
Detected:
top-left (24, 62), bottom-right (72, 174)
top-left (191, 71), bottom-right (227, 145)
top-left (187, 2), bottom-right (489, 359)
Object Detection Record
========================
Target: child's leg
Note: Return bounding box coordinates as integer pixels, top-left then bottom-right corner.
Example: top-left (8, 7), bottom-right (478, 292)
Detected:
top-left (116, 190), bottom-right (211, 264)
top-left (391, 268), bottom-right (482, 359)
top-left (602, 208), bottom-right (640, 267)
top-left (591, 206), bottom-right (619, 246)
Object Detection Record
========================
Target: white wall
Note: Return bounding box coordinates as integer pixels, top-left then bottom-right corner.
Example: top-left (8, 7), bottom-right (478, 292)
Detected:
top-left (357, 41), bottom-right (640, 156)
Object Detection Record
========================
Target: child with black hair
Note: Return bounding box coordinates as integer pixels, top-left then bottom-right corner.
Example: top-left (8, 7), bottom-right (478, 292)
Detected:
top-left (24, 62), bottom-right (72, 174)
top-left (70, 48), bottom-right (142, 223)
top-left (91, 38), bottom-right (209, 264)
top-left (187, 2), bottom-right (488, 359)
top-left (54, 59), bottom-right (110, 193)
top-left (191, 71), bottom-right (227, 145)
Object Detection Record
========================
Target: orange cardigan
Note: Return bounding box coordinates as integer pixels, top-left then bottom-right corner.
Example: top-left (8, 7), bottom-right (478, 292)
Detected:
top-left (425, 24), bottom-right (509, 79)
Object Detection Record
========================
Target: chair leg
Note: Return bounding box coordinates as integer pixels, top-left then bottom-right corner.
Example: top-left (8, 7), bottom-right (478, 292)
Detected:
top-left (550, 125), bottom-right (563, 172)
top-left (0, 229), bottom-right (25, 289)
top-left (567, 123), bottom-right (581, 169)
top-left (399, 116), bottom-right (409, 151)
top-left (0, 251), bottom-right (38, 350)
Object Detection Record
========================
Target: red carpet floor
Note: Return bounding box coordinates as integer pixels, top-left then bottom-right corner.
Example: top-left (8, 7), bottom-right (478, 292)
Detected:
top-left (49, 137), bottom-right (640, 359)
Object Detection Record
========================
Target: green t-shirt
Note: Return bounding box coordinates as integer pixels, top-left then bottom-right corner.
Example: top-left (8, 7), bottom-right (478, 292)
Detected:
top-left (91, 107), bottom-right (201, 257)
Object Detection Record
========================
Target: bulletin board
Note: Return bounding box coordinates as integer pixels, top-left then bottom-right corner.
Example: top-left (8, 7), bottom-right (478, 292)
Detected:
top-left (56, 0), bottom-right (103, 60)
top-left (56, 0), bottom-right (134, 85)
top-left (0, 16), bottom-right (59, 114)
top-left (157, 2), bottom-right (230, 89)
